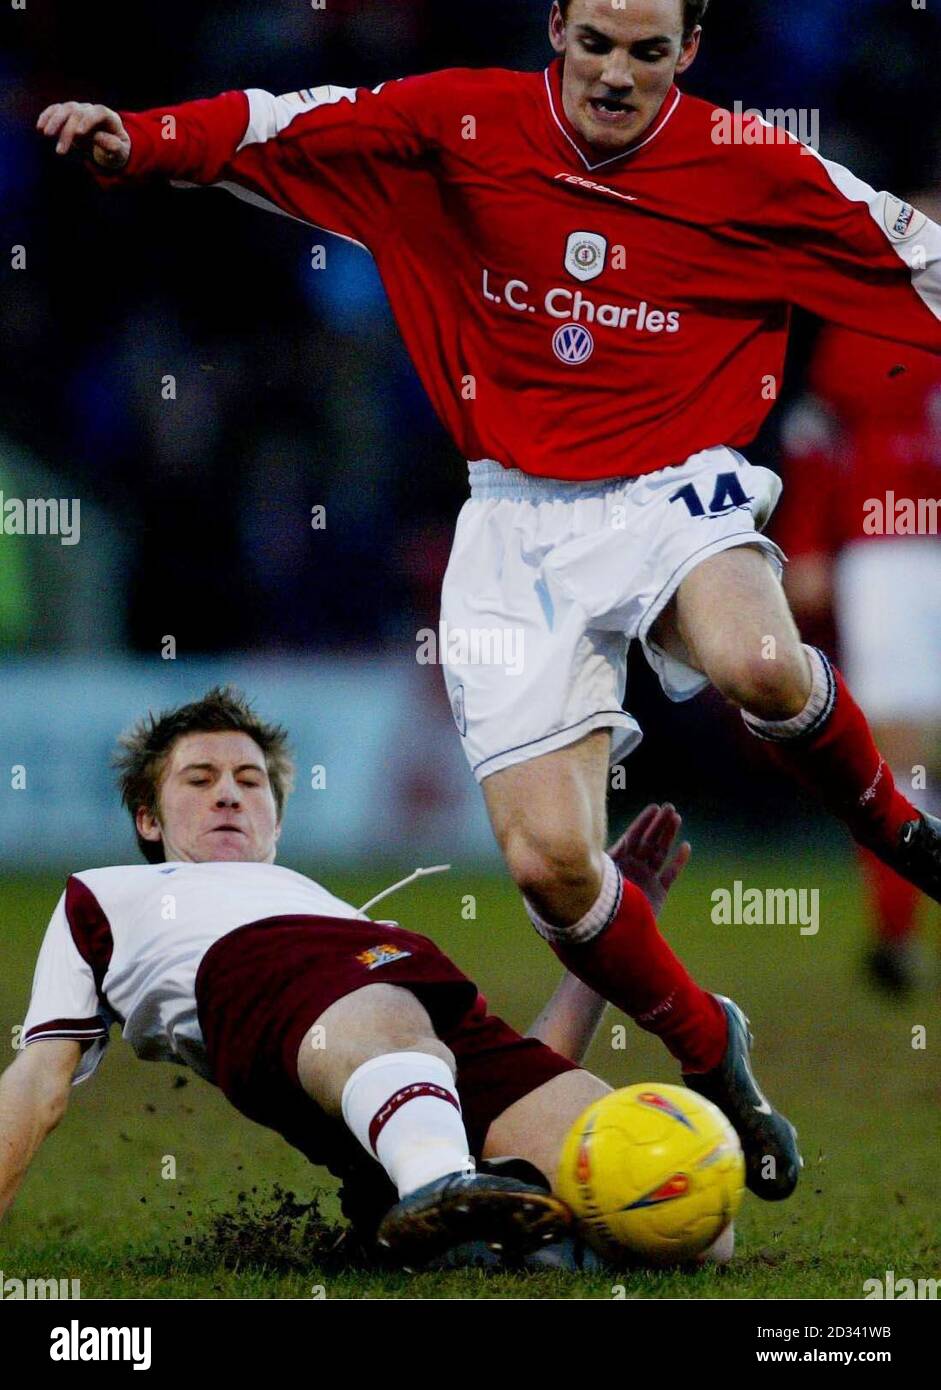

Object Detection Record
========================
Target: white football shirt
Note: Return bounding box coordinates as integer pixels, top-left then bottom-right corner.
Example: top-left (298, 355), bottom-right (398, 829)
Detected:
top-left (21, 862), bottom-right (368, 1085)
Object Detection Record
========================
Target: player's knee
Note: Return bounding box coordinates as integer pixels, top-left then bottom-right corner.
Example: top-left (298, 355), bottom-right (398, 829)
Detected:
top-left (406, 1035), bottom-right (456, 1076)
top-left (353, 987), bottom-right (455, 1072)
top-left (343, 1034), bottom-right (456, 1085)
top-left (300, 987), bottom-right (457, 1113)
top-left (710, 647), bottom-right (810, 720)
top-left (503, 826), bottom-right (601, 911)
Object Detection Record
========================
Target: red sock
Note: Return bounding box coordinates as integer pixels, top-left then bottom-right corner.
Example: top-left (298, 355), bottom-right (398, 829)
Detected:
top-left (543, 871), bottom-right (727, 1073)
top-left (858, 847), bottom-right (920, 944)
top-left (751, 654), bottom-right (917, 859)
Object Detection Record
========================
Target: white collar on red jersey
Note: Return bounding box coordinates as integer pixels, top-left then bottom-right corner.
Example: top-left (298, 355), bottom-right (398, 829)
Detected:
top-left (544, 59), bottom-right (682, 172)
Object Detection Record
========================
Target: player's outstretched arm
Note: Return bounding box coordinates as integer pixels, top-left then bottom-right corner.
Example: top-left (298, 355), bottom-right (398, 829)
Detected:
top-left (527, 805), bottom-right (691, 1064)
top-left (35, 89), bottom-right (252, 190)
top-left (755, 137), bottom-right (941, 353)
top-left (35, 75), bottom-right (448, 246)
top-left (36, 102), bottom-right (131, 171)
top-left (0, 1040), bottom-right (80, 1222)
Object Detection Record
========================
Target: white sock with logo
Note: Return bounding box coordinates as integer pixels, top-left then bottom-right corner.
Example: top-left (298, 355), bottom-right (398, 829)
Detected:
top-left (341, 1052), bottom-right (473, 1197)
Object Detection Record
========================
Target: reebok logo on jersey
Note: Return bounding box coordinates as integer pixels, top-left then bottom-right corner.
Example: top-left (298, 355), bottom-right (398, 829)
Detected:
top-left (554, 173), bottom-right (639, 204)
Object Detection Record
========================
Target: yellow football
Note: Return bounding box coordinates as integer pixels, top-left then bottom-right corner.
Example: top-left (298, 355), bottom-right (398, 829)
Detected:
top-left (556, 1083), bottom-right (745, 1264)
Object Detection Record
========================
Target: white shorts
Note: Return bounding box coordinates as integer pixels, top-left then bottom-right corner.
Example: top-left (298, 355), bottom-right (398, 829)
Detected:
top-left (834, 539), bottom-right (941, 722)
top-left (440, 446), bottom-right (784, 782)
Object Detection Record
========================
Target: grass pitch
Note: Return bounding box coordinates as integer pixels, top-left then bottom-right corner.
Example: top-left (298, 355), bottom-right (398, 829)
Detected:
top-left (1, 849), bottom-right (938, 1300)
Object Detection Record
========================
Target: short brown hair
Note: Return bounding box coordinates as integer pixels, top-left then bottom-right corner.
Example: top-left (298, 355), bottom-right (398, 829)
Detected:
top-left (115, 685), bottom-right (295, 863)
top-left (558, 0), bottom-right (710, 38)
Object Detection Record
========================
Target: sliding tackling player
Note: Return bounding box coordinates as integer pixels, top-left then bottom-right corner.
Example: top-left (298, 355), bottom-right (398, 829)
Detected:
top-left (0, 687), bottom-right (769, 1265)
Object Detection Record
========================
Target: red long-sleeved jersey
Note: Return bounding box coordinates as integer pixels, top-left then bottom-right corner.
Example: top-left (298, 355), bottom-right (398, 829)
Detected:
top-left (98, 60), bottom-right (941, 480)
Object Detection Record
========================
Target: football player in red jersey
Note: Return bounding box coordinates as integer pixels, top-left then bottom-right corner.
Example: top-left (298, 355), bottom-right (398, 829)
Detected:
top-left (36, 0), bottom-right (939, 1174)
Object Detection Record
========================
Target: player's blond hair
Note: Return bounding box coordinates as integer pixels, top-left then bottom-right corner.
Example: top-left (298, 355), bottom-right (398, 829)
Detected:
top-left (115, 685), bottom-right (295, 863)
top-left (558, 0), bottom-right (709, 37)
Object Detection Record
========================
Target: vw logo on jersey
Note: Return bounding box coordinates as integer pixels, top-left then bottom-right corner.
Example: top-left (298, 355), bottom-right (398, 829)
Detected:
top-left (564, 230), bottom-right (608, 282)
top-left (553, 322), bottom-right (595, 365)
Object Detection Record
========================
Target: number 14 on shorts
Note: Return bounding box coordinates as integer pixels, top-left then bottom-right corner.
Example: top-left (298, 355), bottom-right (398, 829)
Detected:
top-left (670, 471), bottom-right (753, 519)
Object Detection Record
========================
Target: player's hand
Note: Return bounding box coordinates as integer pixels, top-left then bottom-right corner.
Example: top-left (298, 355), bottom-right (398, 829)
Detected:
top-left (36, 102), bottom-right (131, 171)
top-left (607, 803), bottom-right (691, 918)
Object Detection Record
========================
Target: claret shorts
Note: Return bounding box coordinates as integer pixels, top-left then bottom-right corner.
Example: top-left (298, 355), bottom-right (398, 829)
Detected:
top-left (195, 915), bottom-right (578, 1220)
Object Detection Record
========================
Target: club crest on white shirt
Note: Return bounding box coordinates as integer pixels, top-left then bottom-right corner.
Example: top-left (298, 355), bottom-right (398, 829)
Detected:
top-left (564, 230), bottom-right (608, 282)
top-left (450, 683), bottom-right (467, 736)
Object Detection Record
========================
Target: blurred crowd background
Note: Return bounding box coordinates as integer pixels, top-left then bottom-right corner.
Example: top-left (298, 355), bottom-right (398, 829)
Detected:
top-left (1, 0), bottom-right (939, 866)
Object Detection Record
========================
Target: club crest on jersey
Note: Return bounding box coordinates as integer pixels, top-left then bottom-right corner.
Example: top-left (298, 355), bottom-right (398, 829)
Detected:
top-left (355, 943), bottom-right (412, 970)
top-left (564, 231), bottom-right (608, 283)
top-left (553, 322), bottom-right (595, 365)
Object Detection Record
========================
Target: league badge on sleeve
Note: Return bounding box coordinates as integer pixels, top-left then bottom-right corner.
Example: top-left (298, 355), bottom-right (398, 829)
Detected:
top-left (882, 195), bottom-right (926, 241)
top-left (564, 231), bottom-right (608, 283)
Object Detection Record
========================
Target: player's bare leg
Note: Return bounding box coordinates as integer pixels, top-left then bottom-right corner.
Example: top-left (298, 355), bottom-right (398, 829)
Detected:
top-left (482, 728), bottom-right (610, 926)
top-left (297, 982), bottom-right (455, 1114)
top-left (296, 984), bottom-right (570, 1263)
top-left (483, 1068), bottom-right (609, 1183)
top-left (481, 734), bottom-right (728, 1074)
top-left (483, 739), bottom-right (801, 1199)
top-left (483, 1069), bottom-right (735, 1265)
top-left (658, 545), bottom-right (941, 901)
top-left (659, 545), bottom-right (812, 718)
